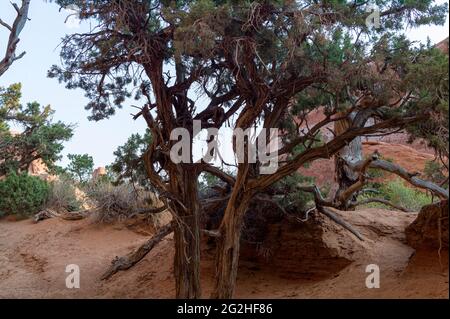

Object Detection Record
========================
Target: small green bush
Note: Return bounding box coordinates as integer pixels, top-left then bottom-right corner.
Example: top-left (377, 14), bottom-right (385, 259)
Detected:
top-left (0, 172), bottom-right (49, 217)
top-left (359, 178), bottom-right (434, 212)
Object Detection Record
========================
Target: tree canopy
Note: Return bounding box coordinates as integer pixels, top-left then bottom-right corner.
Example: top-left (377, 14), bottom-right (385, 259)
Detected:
top-left (48, 0), bottom-right (449, 298)
top-left (66, 153), bottom-right (94, 183)
top-left (0, 83), bottom-right (74, 176)
top-left (110, 129), bottom-right (153, 189)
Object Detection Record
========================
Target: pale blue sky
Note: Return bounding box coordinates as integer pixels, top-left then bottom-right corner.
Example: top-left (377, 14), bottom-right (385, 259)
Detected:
top-left (0, 1), bottom-right (449, 168)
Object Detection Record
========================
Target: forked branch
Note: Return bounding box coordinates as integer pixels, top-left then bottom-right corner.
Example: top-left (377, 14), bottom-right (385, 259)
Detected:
top-left (0, 0), bottom-right (31, 77)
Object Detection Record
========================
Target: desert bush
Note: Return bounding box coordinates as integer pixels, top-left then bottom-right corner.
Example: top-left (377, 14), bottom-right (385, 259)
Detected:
top-left (45, 177), bottom-right (81, 212)
top-left (360, 178), bottom-right (434, 212)
top-left (86, 181), bottom-right (162, 224)
top-left (0, 172), bottom-right (49, 217)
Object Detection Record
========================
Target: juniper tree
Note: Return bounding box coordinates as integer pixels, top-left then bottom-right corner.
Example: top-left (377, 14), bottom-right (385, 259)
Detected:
top-left (66, 153), bottom-right (94, 183)
top-left (49, 0), bottom-right (448, 298)
top-left (170, 0), bottom-right (449, 298)
top-left (0, 83), bottom-right (73, 176)
top-left (110, 130), bottom-right (154, 189)
top-left (49, 0), bottom-right (239, 298)
top-left (333, 39), bottom-right (449, 210)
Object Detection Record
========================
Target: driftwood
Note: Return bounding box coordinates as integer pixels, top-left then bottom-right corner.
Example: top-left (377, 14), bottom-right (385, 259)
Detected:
top-left (101, 222), bottom-right (174, 280)
top-left (34, 209), bottom-right (87, 223)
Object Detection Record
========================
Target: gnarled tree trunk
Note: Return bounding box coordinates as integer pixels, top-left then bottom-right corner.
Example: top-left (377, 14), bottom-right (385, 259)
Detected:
top-left (334, 111), bottom-right (363, 209)
top-left (211, 175), bottom-right (253, 299)
top-left (170, 167), bottom-right (202, 299)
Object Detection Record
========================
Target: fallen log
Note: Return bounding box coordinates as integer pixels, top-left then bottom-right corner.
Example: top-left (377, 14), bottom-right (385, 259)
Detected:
top-left (34, 209), bottom-right (87, 223)
top-left (101, 222), bottom-right (174, 280)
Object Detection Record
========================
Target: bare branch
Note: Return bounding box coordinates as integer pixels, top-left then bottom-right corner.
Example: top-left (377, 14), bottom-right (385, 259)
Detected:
top-left (0, 0), bottom-right (31, 77)
top-left (345, 158), bottom-right (449, 199)
top-left (101, 223), bottom-right (174, 280)
top-left (317, 206), bottom-right (365, 241)
top-left (0, 18), bottom-right (12, 31)
top-left (202, 164), bottom-right (235, 185)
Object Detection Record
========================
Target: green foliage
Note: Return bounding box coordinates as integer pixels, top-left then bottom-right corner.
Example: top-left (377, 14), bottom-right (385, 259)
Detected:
top-left (359, 178), bottom-right (434, 212)
top-left (424, 160), bottom-right (448, 188)
top-left (47, 0), bottom-right (448, 216)
top-left (0, 172), bottom-right (49, 217)
top-left (110, 130), bottom-right (152, 189)
top-left (403, 45), bottom-right (449, 158)
top-left (66, 153), bottom-right (94, 183)
top-left (48, 0), bottom-right (448, 121)
top-left (199, 171), bottom-right (222, 190)
top-left (274, 172), bottom-right (315, 212)
top-left (45, 176), bottom-right (81, 212)
top-left (0, 83), bottom-right (73, 175)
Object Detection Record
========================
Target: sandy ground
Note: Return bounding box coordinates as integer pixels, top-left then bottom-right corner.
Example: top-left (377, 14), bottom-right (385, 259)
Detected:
top-left (0, 209), bottom-right (448, 299)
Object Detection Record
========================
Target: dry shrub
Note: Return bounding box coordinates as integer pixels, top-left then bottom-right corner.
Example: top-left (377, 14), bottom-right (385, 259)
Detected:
top-left (86, 181), bottom-right (166, 226)
top-left (45, 177), bottom-right (81, 212)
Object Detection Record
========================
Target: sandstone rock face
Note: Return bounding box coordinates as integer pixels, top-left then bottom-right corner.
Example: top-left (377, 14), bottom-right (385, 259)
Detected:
top-left (235, 208), bottom-right (416, 279)
top-left (28, 158), bottom-right (48, 176)
top-left (436, 37), bottom-right (449, 55)
top-left (1, 130), bottom-right (53, 180)
top-left (239, 213), bottom-right (358, 278)
top-left (92, 167), bottom-right (107, 179)
top-left (405, 200), bottom-right (449, 249)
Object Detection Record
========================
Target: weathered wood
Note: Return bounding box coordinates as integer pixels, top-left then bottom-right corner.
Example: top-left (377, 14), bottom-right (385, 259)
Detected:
top-left (334, 111), bottom-right (364, 209)
top-left (0, 0), bottom-right (30, 77)
top-left (317, 206), bottom-right (365, 241)
top-left (34, 209), bottom-right (86, 223)
top-left (369, 159), bottom-right (449, 199)
top-left (101, 223), bottom-right (174, 280)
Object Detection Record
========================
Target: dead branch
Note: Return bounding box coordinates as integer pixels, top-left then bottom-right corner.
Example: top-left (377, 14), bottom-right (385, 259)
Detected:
top-left (0, 0), bottom-right (31, 77)
top-left (101, 222), bottom-right (174, 280)
top-left (336, 152), bottom-right (379, 205)
top-left (370, 159), bottom-right (449, 199)
top-left (317, 206), bottom-right (365, 241)
top-left (295, 185), bottom-right (365, 240)
top-left (346, 158), bottom-right (449, 199)
top-left (34, 209), bottom-right (87, 223)
top-left (202, 229), bottom-right (221, 238)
